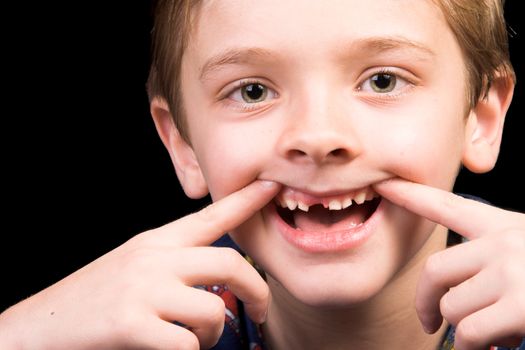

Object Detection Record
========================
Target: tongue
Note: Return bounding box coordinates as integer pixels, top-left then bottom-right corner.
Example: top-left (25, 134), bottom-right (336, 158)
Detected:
top-left (293, 204), bottom-right (369, 232)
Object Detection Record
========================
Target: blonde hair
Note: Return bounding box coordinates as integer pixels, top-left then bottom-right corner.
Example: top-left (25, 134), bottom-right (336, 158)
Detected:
top-left (147, 0), bottom-right (515, 141)
top-left (431, 0), bottom-right (515, 106)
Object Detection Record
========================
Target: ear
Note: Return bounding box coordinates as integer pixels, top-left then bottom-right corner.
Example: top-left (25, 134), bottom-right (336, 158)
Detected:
top-left (462, 75), bottom-right (514, 173)
top-left (150, 97), bottom-right (209, 199)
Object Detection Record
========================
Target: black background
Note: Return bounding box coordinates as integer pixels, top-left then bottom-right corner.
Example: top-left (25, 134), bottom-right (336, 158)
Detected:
top-left (2, 2), bottom-right (523, 311)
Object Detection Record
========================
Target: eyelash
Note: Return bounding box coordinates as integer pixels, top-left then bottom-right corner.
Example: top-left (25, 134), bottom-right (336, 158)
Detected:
top-left (222, 78), bottom-right (277, 112)
top-left (221, 68), bottom-right (415, 111)
top-left (357, 68), bottom-right (415, 99)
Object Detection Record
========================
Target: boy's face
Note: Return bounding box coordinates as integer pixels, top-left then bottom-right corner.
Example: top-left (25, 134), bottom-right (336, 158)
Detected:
top-left (177, 0), bottom-right (472, 305)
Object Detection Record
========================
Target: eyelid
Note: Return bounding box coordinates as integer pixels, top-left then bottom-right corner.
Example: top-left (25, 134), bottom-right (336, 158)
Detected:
top-left (219, 78), bottom-right (279, 112)
top-left (356, 67), bottom-right (419, 94)
top-left (219, 78), bottom-right (276, 99)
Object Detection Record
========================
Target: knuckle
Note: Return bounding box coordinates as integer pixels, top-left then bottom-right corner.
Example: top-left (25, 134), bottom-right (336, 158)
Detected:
top-left (497, 259), bottom-right (523, 285)
top-left (195, 204), bottom-right (218, 227)
top-left (498, 229), bottom-right (525, 252)
top-left (455, 320), bottom-right (482, 349)
top-left (441, 192), bottom-right (461, 211)
top-left (506, 289), bottom-right (525, 321)
top-left (120, 246), bottom-right (157, 272)
top-left (210, 327), bottom-right (225, 349)
top-left (206, 296), bottom-right (226, 326)
top-left (249, 279), bottom-right (270, 310)
top-left (439, 294), bottom-right (455, 323)
top-left (196, 323), bottom-right (225, 350)
top-left (256, 282), bottom-right (270, 304)
top-left (436, 194), bottom-right (462, 224)
top-left (177, 332), bottom-right (200, 350)
top-left (219, 247), bottom-right (244, 271)
top-left (107, 308), bottom-right (143, 341)
top-left (507, 210), bottom-right (525, 229)
top-left (423, 254), bottom-right (444, 285)
top-left (115, 248), bottom-right (170, 287)
top-left (125, 230), bottom-right (156, 249)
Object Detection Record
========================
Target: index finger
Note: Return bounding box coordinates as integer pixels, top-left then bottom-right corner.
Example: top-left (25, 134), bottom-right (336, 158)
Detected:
top-left (160, 180), bottom-right (281, 247)
top-left (374, 178), bottom-right (509, 239)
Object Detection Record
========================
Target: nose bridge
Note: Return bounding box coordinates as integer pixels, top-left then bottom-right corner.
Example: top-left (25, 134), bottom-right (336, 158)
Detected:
top-left (278, 80), bottom-right (361, 165)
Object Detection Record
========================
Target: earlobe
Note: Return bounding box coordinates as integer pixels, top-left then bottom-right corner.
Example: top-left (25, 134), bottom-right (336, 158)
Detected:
top-left (150, 98), bottom-right (209, 199)
top-left (462, 75), bottom-right (514, 173)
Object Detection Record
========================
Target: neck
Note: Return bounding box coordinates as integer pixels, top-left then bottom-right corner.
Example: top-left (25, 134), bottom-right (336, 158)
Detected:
top-left (262, 225), bottom-right (449, 350)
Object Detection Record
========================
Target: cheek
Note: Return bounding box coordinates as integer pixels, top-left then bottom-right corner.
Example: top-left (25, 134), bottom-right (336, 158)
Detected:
top-left (193, 122), bottom-right (277, 200)
top-left (370, 107), bottom-right (465, 189)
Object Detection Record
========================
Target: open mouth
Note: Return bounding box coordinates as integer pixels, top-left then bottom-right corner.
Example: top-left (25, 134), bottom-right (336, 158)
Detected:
top-left (274, 187), bottom-right (381, 234)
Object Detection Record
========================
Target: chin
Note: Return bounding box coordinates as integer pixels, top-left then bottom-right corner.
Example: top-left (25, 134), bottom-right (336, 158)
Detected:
top-left (285, 281), bottom-right (388, 309)
top-left (263, 248), bottom-right (401, 308)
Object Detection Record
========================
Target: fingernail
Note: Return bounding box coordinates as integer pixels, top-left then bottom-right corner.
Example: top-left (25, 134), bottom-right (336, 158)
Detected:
top-left (376, 178), bottom-right (395, 187)
top-left (422, 323), bottom-right (438, 334)
top-left (422, 325), bottom-right (432, 334)
top-left (259, 180), bottom-right (277, 188)
top-left (258, 309), bottom-right (268, 324)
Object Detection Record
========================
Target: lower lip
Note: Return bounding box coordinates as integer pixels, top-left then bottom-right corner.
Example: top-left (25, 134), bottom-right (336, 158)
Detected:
top-left (268, 199), bottom-right (384, 253)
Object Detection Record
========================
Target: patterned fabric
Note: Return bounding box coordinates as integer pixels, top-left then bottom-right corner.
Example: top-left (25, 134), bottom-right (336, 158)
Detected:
top-left (209, 235), bottom-right (266, 350)
top-left (208, 234), bottom-right (525, 350)
top-left (441, 326), bottom-right (525, 350)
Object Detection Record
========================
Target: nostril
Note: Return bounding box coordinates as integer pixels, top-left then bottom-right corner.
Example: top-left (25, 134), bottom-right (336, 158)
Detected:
top-left (329, 148), bottom-right (349, 158)
top-left (286, 148), bottom-right (352, 163)
top-left (287, 149), bottom-right (308, 159)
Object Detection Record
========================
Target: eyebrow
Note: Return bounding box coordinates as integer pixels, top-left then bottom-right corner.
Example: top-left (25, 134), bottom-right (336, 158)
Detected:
top-left (199, 47), bottom-right (278, 82)
top-left (199, 36), bottom-right (435, 82)
top-left (352, 36), bottom-right (436, 58)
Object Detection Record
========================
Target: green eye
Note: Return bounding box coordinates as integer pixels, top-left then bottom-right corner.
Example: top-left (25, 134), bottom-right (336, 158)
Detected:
top-left (370, 73), bottom-right (396, 93)
top-left (241, 83), bottom-right (268, 103)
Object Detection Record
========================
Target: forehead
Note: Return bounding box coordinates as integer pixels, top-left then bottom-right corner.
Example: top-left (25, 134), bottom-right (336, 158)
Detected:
top-left (185, 0), bottom-right (458, 72)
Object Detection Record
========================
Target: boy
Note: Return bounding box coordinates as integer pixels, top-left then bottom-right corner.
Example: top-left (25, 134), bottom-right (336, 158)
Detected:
top-left (1, 0), bottom-right (524, 349)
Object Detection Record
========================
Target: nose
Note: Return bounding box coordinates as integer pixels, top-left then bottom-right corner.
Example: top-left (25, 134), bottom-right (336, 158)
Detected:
top-left (277, 92), bottom-right (362, 166)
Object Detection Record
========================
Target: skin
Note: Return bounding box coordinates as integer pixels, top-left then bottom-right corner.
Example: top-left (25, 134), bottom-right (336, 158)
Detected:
top-left (154, 0), bottom-right (522, 348)
top-left (375, 179), bottom-right (525, 349)
top-left (0, 0), bottom-right (522, 350)
top-left (0, 180), bottom-right (280, 349)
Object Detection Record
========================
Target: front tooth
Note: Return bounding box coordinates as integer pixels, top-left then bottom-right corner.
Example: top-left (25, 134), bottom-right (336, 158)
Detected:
top-left (297, 201), bottom-right (309, 212)
top-left (328, 200), bottom-right (343, 210)
top-left (286, 199), bottom-right (298, 210)
top-left (354, 191), bottom-right (366, 204)
top-left (342, 197), bottom-right (353, 209)
top-left (365, 188), bottom-right (375, 201)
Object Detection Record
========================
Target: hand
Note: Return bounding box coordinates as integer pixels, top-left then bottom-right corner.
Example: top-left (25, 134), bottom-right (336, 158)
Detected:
top-left (375, 178), bottom-right (525, 350)
top-left (0, 180), bottom-right (280, 350)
